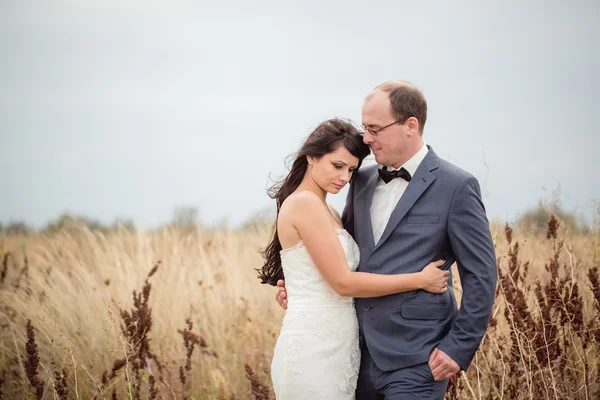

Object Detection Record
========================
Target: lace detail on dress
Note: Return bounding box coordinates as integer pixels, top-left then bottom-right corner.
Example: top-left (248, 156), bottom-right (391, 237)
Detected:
top-left (271, 229), bottom-right (361, 399)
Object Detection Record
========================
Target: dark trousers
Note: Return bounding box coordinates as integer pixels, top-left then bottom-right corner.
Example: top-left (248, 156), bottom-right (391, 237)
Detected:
top-left (356, 343), bottom-right (448, 400)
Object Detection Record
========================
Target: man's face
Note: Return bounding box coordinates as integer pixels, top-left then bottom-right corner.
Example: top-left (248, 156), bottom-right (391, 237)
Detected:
top-left (361, 90), bottom-right (410, 168)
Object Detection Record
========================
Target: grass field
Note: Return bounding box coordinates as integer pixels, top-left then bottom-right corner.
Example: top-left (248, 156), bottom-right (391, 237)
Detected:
top-left (0, 216), bottom-right (598, 399)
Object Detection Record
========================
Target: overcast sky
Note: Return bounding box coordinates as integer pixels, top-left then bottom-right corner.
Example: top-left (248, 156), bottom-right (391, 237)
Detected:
top-left (1, 0), bottom-right (598, 229)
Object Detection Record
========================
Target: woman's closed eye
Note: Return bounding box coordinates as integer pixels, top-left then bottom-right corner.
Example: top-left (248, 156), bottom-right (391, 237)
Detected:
top-left (332, 163), bottom-right (357, 172)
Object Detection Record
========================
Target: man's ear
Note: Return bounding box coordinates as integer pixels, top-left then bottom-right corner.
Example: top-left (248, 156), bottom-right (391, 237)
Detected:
top-left (406, 116), bottom-right (420, 135)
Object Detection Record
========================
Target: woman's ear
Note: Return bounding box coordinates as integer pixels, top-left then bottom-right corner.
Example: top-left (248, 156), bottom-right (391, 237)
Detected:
top-left (306, 155), bottom-right (315, 166)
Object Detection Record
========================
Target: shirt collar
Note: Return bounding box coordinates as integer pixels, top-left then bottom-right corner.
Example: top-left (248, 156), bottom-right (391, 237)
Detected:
top-left (387, 141), bottom-right (429, 177)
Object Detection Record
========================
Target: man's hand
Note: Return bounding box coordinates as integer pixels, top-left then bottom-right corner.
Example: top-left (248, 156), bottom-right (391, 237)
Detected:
top-left (429, 348), bottom-right (460, 381)
top-left (275, 279), bottom-right (287, 310)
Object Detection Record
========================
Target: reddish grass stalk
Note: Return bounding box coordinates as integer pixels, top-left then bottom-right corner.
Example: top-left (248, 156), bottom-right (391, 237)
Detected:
top-left (24, 319), bottom-right (44, 400)
top-left (178, 317), bottom-right (199, 399)
top-left (244, 363), bottom-right (270, 400)
top-left (119, 262), bottom-right (163, 399)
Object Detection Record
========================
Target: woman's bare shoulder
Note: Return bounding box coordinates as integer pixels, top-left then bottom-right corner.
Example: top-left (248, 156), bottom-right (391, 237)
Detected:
top-left (282, 191), bottom-right (324, 211)
top-left (279, 191), bottom-right (327, 223)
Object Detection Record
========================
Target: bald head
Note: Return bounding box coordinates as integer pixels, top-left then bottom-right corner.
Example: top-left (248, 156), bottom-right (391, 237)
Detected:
top-left (367, 80), bottom-right (427, 134)
top-left (373, 80), bottom-right (418, 92)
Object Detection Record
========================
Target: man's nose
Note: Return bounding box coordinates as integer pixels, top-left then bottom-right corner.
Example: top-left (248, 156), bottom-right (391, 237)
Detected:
top-left (362, 131), bottom-right (374, 144)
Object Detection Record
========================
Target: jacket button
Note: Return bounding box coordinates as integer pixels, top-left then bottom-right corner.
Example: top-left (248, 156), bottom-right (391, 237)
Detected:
top-left (364, 305), bottom-right (370, 311)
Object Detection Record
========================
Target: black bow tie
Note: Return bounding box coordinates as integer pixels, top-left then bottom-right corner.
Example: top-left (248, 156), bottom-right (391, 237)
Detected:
top-left (378, 167), bottom-right (412, 184)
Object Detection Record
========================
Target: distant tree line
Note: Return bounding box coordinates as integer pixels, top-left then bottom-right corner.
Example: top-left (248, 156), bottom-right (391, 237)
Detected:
top-left (0, 205), bottom-right (200, 236)
top-left (0, 212), bottom-right (136, 236)
top-left (0, 201), bottom-right (596, 236)
top-left (514, 190), bottom-right (596, 234)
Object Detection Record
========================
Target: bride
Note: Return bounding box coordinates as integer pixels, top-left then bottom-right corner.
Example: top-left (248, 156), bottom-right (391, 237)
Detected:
top-left (258, 119), bottom-right (449, 399)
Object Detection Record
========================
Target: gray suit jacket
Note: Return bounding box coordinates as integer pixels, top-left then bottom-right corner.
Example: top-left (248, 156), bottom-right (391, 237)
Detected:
top-left (341, 146), bottom-right (497, 372)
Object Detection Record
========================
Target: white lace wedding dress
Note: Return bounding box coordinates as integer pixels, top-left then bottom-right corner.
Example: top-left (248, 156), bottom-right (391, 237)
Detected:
top-left (271, 229), bottom-right (361, 399)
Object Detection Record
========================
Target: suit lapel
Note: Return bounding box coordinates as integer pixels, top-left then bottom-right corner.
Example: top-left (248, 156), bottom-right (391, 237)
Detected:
top-left (373, 148), bottom-right (440, 252)
top-left (356, 168), bottom-right (379, 250)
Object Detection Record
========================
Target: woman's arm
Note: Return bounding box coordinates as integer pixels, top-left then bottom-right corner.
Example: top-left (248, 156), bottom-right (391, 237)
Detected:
top-left (288, 192), bottom-right (448, 298)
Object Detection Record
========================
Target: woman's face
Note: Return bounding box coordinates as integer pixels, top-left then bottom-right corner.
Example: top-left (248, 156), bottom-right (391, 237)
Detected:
top-left (308, 145), bottom-right (360, 194)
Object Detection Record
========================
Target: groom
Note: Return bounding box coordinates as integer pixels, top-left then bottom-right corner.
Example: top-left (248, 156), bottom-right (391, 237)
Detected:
top-left (276, 80), bottom-right (497, 399)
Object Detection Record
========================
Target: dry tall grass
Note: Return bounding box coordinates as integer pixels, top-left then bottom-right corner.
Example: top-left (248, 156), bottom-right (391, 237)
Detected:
top-left (0, 216), bottom-right (598, 399)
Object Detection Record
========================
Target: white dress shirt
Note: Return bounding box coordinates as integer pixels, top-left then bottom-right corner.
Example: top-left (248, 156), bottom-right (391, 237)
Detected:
top-left (370, 142), bottom-right (429, 244)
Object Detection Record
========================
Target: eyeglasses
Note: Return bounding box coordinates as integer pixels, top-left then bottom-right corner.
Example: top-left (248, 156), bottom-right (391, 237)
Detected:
top-left (361, 116), bottom-right (411, 137)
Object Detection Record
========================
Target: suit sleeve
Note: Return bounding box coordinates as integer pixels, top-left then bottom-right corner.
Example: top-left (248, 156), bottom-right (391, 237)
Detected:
top-left (437, 175), bottom-right (498, 371)
top-left (341, 178), bottom-right (356, 238)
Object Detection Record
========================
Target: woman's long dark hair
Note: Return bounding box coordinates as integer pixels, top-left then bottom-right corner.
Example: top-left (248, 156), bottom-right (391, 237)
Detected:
top-left (258, 118), bottom-right (370, 286)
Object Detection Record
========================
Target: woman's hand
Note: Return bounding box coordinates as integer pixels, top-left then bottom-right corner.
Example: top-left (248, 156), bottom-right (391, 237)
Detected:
top-left (419, 260), bottom-right (450, 293)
